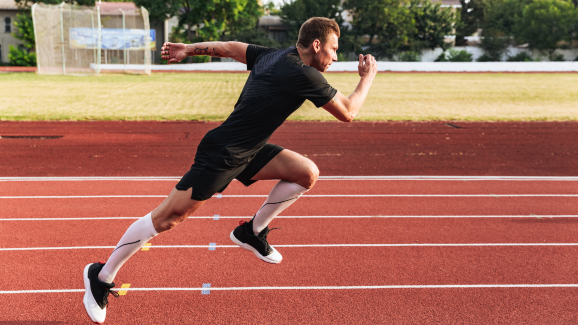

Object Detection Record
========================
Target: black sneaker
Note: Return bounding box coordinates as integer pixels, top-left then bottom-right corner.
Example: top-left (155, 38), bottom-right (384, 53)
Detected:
top-left (83, 262), bottom-right (118, 324)
top-left (229, 218), bottom-right (282, 264)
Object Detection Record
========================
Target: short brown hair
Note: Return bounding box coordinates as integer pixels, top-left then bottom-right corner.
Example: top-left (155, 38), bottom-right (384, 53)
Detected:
top-left (297, 17), bottom-right (340, 48)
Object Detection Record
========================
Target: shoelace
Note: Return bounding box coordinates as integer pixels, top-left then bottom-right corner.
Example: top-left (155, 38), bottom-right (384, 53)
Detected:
top-left (257, 227), bottom-right (281, 252)
top-left (102, 288), bottom-right (119, 307)
top-left (97, 261), bottom-right (119, 307)
top-left (238, 220), bottom-right (281, 251)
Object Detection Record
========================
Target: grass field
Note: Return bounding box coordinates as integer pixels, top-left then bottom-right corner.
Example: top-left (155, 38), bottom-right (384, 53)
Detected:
top-left (1, 72), bottom-right (577, 121)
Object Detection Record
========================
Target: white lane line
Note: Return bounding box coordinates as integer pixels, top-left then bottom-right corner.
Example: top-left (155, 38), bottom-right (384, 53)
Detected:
top-left (2, 215), bottom-right (577, 221)
top-left (3, 284), bottom-right (578, 294)
top-left (1, 176), bottom-right (577, 181)
top-left (1, 194), bottom-right (577, 199)
top-left (3, 243), bottom-right (578, 251)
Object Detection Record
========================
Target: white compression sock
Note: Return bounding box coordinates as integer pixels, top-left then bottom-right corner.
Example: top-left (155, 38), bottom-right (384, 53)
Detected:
top-left (252, 181), bottom-right (309, 234)
top-left (98, 212), bottom-right (158, 284)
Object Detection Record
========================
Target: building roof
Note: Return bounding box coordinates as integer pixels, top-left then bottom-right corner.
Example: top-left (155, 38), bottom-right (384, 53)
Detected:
top-left (0, 0), bottom-right (19, 10)
top-left (431, 0), bottom-right (462, 7)
top-left (258, 15), bottom-right (283, 27)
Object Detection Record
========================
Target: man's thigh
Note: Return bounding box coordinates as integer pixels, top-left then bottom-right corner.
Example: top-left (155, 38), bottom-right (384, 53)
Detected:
top-left (250, 149), bottom-right (318, 186)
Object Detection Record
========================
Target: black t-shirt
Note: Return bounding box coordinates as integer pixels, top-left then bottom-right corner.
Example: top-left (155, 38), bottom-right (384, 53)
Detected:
top-left (196, 45), bottom-right (337, 168)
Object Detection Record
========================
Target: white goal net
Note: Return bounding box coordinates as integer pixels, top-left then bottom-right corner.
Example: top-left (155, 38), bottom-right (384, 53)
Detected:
top-left (32, 2), bottom-right (151, 75)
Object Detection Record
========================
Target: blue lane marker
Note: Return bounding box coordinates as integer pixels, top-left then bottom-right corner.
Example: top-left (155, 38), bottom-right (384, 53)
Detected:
top-left (216, 193), bottom-right (222, 199)
top-left (213, 214), bottom-right (220, 220)
top-left (209, 243), bottom-right (216, 251)
top-left (202, 283), bottom-right (211, 295)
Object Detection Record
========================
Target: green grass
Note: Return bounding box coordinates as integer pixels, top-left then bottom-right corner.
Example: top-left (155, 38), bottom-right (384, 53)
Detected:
top-left (1, 72), bottom-right (577, 121)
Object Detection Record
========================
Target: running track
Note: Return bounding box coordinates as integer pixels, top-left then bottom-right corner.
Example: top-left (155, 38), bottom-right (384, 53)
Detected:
top-left (1, 121), bottom-right (578, 324)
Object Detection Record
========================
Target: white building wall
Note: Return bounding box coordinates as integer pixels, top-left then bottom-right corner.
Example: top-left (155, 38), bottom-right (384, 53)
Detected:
top-left (0, 10), bottom-right (21, 63)
top-left (419, 46), bottom-right (578, 62)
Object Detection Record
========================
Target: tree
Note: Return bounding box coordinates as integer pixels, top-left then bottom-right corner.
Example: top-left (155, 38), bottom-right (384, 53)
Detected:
top-left (171, 0), bottom-right (247, 44)
top-left (221, 0), bottom-right (280, 47)
top-left (134, 0), bottom-right (180, 24)
top-left (476, 0), bottom-right (532, 60)
top-left (455, 0), bottom-right (485, 46)
top-left (344, 0), bottom-right (414, 60)
top-left (280, 0), bottom-right (344, 47)
top-left (9, 13), bottom-right (36, 66)
top-left (514, 0), bottom-right (576, 58)
top-left (279, 0), bottom-right (361, 58)
top-left (407, 0), bottom-right (456, 52)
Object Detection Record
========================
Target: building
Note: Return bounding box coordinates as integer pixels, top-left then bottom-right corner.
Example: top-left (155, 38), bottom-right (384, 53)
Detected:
top-left (431, 0), bottom-right (461, 8)
top-left (258, 10), bottom-right (288, 44)
top-left (0, 0), bottom-right (22, 63)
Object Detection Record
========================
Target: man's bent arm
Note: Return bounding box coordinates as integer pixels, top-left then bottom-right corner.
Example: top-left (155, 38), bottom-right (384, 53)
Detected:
top-left (185, 42), bottom-right (248, 64)
top-left (322, 54), bottom-right (377, 122)
top-left (161, 41), bottom-right (248, 64)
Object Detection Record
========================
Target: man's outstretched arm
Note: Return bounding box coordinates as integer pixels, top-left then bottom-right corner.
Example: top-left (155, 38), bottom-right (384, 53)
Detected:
top-left (161, 42), bottom-right (249, 64)
top-left (322, 54), bottom-right (378, 122)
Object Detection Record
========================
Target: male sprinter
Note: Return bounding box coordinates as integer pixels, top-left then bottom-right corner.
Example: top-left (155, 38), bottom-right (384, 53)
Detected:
top-left (83, 17), bottom-right (377, 323)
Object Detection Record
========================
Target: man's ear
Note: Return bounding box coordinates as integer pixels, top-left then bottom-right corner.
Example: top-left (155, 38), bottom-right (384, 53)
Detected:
top-left (312, 39), bottom-right (321, 53)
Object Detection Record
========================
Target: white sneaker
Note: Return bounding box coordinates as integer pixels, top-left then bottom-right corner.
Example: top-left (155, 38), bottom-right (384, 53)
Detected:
top-left (230, 219), bottom-right (283, 264)
top-left (83, 262), bottom-right (117, 324)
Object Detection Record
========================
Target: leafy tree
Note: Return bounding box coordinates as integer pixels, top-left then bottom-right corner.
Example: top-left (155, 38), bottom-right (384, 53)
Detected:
top-left (407, 0), bottom-right (456, 52)
top-left (280, 0), bottom-right (344, 46)
top-left (398, 51), bottom-right (421, 61)
top-left (12, 13), bottom-right (34, 50)
top-left (220, 0), bottom-right (280, 48)
top-left (514, 0), bottom-right (576, 58)
top-left (447, 49), bottom-right (473, 61)
top-left (9, 13), bottom-right (36, 66)
top-left (344, 0), bottom-right (414, 60)
top-left (455, 0), bottom-right (485, 46)
top-left (479, 28), bottom-right (509, 61)
top-left (179, 0), bottom-right (247, 43)
top-left (134, 0), bottom-right (180, 24)
top-left (9, 45), bottom-right (36, 66)
top-left (279, 0), bottom-right (361, 58)
top-left (476, 0), bottom-right (534, 60)
top-left (264, 1), bottom-right (281, 15)
top-left (435, 49), bottom-right (473, 62)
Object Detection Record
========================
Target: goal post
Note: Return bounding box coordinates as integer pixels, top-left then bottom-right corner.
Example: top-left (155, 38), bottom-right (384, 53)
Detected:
top-left (32, 2), bottom-right (152, 76)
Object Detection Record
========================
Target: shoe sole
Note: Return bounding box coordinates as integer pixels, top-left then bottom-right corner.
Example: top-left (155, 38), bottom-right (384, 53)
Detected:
top-left (83, 264), bottom-right (104, 324)
top-left (229, 230), bottom-right (281, 264)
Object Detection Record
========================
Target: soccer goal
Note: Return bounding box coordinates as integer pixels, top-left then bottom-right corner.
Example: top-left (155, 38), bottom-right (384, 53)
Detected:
top-left (32, 2), bottom-right (152, 75)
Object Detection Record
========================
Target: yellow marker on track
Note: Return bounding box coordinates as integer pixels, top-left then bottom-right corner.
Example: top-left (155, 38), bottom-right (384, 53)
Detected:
top-left (118, 283), bottom-right (131, 296)
top-left (141, 243), bottom-right (152, 251)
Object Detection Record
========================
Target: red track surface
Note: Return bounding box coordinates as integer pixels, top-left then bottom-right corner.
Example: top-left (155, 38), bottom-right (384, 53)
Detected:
top-left (1, 121), bottom-right (578, 323)
top-left (1, 121), bottom-right (577, 176)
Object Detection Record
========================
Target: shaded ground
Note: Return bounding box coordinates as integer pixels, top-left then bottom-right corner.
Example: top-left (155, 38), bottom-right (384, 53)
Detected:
top-left (0, 121), bottom-right (576, 176)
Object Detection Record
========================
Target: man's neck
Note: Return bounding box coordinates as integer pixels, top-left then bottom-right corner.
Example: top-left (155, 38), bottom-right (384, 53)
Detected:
top-left (296, 45), bottom-right (313, 66)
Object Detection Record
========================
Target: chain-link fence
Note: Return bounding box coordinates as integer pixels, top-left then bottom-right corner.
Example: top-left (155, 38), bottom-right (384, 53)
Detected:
top-left (32, 2), bottom-right (151, 75)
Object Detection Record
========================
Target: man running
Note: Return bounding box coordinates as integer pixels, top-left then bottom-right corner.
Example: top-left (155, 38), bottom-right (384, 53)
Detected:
top-left (83, 17), bottom-right (377, 323)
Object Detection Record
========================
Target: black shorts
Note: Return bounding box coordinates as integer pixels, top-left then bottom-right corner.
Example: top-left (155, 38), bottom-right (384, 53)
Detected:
top-left (175, 143), bottom-right (284, 201)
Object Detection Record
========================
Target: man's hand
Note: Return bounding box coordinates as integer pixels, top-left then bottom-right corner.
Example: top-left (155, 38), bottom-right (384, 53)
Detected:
top-left (322, 54), bottom-right (377, 122)
top-left (161, 42), bottom-right (187, 64)
top-left (358, 54), bottom-right (378, 80)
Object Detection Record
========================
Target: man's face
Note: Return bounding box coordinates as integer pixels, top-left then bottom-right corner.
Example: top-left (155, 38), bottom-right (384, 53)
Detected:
top-left (312, 33), bottom-right (338, 72)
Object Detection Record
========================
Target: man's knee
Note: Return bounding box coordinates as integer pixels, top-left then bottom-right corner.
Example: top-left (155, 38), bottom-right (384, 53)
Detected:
top-left (298, 161), bottom-right (319, 189)
top-left (153, 209), bottom-right (187, 232)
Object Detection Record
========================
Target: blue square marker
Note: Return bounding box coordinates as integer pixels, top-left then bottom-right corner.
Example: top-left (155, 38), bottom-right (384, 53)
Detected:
top-left (202, 283), bottom-right (211, 295)
top-left (209, 243), bottom-right (216, 251)
top-left (213, 215), bottom-right (220, 220)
